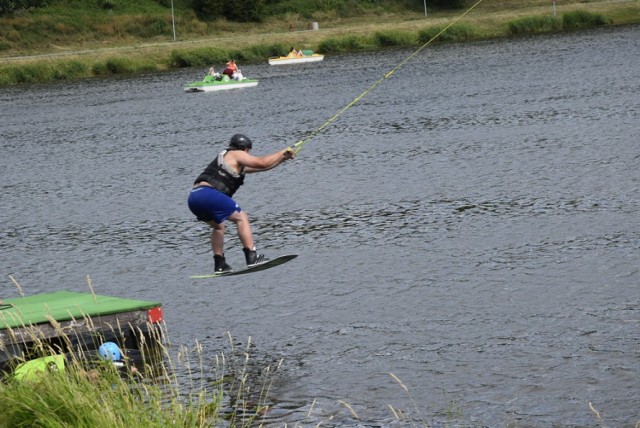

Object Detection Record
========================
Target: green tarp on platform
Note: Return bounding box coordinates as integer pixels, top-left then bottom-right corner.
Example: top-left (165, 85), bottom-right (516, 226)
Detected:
top-left (0, 290), bottom-right (161, 330)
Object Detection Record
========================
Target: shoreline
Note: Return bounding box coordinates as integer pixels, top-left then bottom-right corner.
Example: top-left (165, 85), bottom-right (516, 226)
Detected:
top-left (1, 1), bottom-right (639, 87)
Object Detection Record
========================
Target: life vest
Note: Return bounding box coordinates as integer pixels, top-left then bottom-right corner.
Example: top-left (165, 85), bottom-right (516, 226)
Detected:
top-left (194, 150), bottom-right (245, 196)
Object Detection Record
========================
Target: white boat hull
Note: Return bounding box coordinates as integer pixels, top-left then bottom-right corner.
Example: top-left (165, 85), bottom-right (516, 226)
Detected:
top-left (268, 55), bottom-right (324, 65)
top-left (184, 80), bottom-right (258, 93)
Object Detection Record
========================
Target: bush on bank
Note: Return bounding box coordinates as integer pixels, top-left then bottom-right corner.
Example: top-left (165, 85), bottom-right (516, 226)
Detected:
top-left (562, 10), bottom-right (609, 29)
top-left (418, 23), bottom-right (478, 43)
top-left (169, 43), bottom-right (288, 68)
top-left (508, 10), bottom-right (608, 34)
top-left (0, 56), bottom-right (158, 86)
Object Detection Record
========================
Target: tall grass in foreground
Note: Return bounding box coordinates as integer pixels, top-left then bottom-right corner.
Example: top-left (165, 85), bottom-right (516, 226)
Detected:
top-left (0, 276), bottom-right (278, 427)
top-left (0, 360), bottom-right (216, 427)
top-left (0, 333), bottom-right (279, 427)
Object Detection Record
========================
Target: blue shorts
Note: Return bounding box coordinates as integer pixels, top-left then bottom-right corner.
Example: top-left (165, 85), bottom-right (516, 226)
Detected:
top-left (188, 186), bottom-right (241, 224)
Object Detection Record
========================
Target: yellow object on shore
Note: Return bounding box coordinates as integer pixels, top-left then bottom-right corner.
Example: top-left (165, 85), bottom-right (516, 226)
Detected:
top-left (13, 355), bottom-right (65, 382)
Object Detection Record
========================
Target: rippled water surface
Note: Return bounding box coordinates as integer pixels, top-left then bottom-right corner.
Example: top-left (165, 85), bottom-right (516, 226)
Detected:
top-left (2, 25), bottom-right (639, 426)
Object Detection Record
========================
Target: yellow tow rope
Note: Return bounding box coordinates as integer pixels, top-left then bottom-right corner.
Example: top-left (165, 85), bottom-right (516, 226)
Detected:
top-left (290, 0), bottom-right (486, 154)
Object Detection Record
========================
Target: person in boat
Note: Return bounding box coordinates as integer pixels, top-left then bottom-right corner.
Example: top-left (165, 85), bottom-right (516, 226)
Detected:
top-left (222, 60), bottom-right (239, 79)
top-left (188, 134), bottom-right (294, 272)
top-left (208, 67), bottom-right (221, 78)
top-left (288, 47), bottom-right (303, 58)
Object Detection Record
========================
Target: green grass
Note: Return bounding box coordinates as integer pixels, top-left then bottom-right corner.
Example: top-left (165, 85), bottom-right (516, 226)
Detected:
top-left (0, 333), bottom-right (277, 428)
top-left (318, 35), bottom-right (376, 53)
top-left (1, 362), bottom-right (215, 427)
top-left (418, 22), bottom-right (479, 43)
top-left (508, 10), bottom-right (607, 34)
top-left (0, 56), bottom-right (158, 85)
top-left (562, 9), bottom-right (609, 29)
top-left (508, 15), bottom-right (563, 34)
top-left (99, 56), bottom-right (158, 74)
top-left (373, 29), bottom-right (417, 47)
top-left (0, 4), bottom-right (203, 52)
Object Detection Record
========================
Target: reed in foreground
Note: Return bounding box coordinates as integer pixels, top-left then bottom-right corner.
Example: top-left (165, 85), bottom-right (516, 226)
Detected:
top-left (0, 333), bottom-right (277, 428)
top-left (0, 361), bottom-right (218, 427)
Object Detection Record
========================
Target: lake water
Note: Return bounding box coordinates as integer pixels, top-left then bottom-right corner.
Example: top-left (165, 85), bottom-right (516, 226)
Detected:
top-left (1, 24), bottom-right (639, 427)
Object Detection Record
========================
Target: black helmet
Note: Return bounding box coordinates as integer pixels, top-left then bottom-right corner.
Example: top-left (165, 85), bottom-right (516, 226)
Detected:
top-left (228, 134), bottom-right (252, 150)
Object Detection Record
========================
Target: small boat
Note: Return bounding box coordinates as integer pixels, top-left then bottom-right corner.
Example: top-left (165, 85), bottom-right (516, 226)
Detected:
top-left (184, 74), bottom-right (258, 93)
top-left (268, 50), bottom-right (324, 65)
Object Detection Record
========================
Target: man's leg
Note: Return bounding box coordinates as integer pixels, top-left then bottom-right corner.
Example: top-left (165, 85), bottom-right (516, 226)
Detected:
top-left (207, 221), bottom-right (226, 255)
top-left (227, 210), bottom-right (268, 266)
top-left (227, 210), bottom-right (254, 250)
top-left (206, 221), bottom-right (232, 272)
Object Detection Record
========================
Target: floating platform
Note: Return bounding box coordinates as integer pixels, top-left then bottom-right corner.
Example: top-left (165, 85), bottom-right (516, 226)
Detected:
top-left (0, 290), bottom-right (164, 374)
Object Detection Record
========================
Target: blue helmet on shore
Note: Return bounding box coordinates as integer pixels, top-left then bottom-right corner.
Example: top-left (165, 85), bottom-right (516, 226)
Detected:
top-left (99, 342), bottom-right (122, 362)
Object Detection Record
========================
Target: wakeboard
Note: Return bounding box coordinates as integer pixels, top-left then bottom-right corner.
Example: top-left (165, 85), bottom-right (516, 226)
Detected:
top-left (190, 254), bottom-right (298, 279)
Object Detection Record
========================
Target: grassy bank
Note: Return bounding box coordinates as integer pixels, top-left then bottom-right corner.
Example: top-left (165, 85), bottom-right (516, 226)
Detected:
top-left (0, 0), bottom-right (639, 86)
top-left (0, 332), bottom-right (274, 427)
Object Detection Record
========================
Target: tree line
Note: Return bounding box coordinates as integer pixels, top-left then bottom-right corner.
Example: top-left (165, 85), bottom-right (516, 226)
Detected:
top-left (1, 0), bottom-right (470, 21)
top-left (1, 0), bottom-right (48, 16)
top-left (190, 0), bottom-right (470, 22)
